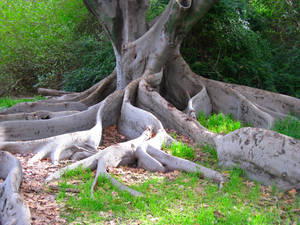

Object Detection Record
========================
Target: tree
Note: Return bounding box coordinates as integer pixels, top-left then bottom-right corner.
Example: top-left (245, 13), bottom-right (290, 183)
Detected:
top-left (0, 0), bottom-right (299, 223)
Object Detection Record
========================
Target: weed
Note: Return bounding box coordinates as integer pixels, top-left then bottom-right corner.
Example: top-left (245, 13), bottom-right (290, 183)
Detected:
top-left (0, 96), bottom-right (45, 109)
top-left (201, 144), bottom-right (218, 161)
top-left (169, 132), bottom-right (178, 139)
top-left (164, 142), bottom-right (195, 160)
top-left (198, 111), bottom-right (243, 134)
top-left (272, 115), bottom-right (300, 139)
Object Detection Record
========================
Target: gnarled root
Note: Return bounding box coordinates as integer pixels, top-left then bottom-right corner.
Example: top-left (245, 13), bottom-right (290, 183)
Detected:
top-left (45, 78), bottom-right (224, 197)
top-left (0, 151), bottom-right (31, 225)
top-left (157, 54), bottom-right (300, 190)
top-left (1, 52), bottom-right (299, 203)
top-left (215, 128), bottom-right (300, 190)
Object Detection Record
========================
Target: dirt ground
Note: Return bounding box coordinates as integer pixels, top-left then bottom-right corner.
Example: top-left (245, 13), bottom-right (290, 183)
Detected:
top-left (14, 125), bottom-right (196, 224)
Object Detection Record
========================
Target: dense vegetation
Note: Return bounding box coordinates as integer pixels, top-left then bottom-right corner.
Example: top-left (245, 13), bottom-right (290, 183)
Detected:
top-left (182, 0), bottom-right (300, 97)
top-left (0, 0), bottom-right (299, 97)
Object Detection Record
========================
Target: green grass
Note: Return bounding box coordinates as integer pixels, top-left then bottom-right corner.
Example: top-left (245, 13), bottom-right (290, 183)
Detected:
top-left (56, 166), bottom-right (300, 224)
top-left (197, 111), bottom-right (244, 134)
top-left (163, 142), bottom-right (195, 160)
top-left (198, 111), bottom-right (300, 140)
top-left (0, 96), bottom-right (44, 109)
top-left (272, 115), bottom-right (300, 139)
top-left (201, 144), bottom-right (219, 162)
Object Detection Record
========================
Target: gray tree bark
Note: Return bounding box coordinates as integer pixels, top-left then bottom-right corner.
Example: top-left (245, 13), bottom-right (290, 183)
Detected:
top-left (0, 0), bottom-right (299, 223)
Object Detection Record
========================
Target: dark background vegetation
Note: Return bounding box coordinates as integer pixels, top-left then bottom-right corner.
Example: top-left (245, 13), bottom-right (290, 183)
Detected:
top-left (0, 0), bottom-right (299, 97)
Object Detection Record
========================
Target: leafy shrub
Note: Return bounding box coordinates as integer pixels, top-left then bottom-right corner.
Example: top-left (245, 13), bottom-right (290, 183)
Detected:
top-left (147, 0), bottom-right (168, 21)
top-left (164, 142), bottom-right (195, 160)
top-left (272, 115), bottom-right (300, 140)
top-left (0, 0), bottom-right (91, 95)
top-left (181, 0), bottom-right (299, 97)
top-left (62, 35), bottom-right (115, 92)
top-left (198, 111), bottom-right (243, 134)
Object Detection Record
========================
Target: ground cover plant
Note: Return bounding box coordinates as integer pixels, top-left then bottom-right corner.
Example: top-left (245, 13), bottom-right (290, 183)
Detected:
top-left (0, 96), bottom-right (44, 110)
top-left (197, 111), bottom-right (244, 134)
top-left (163, 141), bottom-right (195, 160)
top-left (197, 111), bottom-right (300, 140)
top-left (56, 155), bottom-right (300, 224)
top-left (272, 115), bottom-right (300, 140)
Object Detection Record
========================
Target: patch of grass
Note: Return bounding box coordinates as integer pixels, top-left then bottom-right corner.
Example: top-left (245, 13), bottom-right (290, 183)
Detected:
top-left (198, 111), bottom-right (243, 134)
top-left (57, 167), bottom-right (300, 224)
top-left (272, 115), bottom-right (300, 139)
top-left (201, 144), bottom-right (218, 162)
top-left (0, 96), bottom-right (44, 109)
top-left (163, 142), bottom-right (195, 160)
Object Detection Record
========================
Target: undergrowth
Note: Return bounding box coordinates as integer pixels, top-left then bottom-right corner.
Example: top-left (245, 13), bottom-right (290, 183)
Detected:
top-left (0, 96), bottom-right (44, 110)
top-left (272, 115), bottom-right (300, 140)
top-left (201, 144), bottom-right (219, 162)
top-left (197, 111), bottom-right (244, 134)
top-left (56, 166), bottom-right (300, 224)
top-left (163, 142), bottom-right (195, 160)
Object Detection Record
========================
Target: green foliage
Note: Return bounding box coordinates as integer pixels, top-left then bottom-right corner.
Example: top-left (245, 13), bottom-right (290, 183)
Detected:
top-left (62, 35), bottom-right (115, 92)
top-left (57, 167), bottom-right (300, 224)
top-left (1, 0), bottom-right (298, 98)
top-left (0, 96), bottom-right (44, 110)
top-left (0, 0), bottom-right (106, 95)
top-left (272, 115), bottom-right (300, 140)
top-left (201, 144), bottom-right (218, 161)
top-left (198, 111), bottom-right (243, 134)
top-left (146, 0), bottom-right (168, 21)
top-left (181, 0), bottom-right (299, 97)
top-left (164, 142), bottom-right (195, 160)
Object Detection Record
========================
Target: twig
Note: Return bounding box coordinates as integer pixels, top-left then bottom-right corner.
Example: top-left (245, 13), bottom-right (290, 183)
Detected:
top-left (48, 185), bottom-right (80, 193)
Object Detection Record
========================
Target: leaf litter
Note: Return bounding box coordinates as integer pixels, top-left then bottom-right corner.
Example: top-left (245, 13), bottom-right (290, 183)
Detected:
top-left (8, 125), bottom-right (299, 224)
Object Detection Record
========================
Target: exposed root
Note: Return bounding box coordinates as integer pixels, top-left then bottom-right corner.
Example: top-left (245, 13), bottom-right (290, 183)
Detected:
top-left (38, 88), bottom-right (75, 97)
top-left (0, 110), bottom-right (79, 122)
top-left (0, 151), bottom-right (31, 225)
top-left (0, 40), bottom-right (299, 221)
top-left (143, 52), bottom-right (300, 190)
top-left (215, 127), bottom-right (300, 190)
top-left (91, 127), bottom-right (154, 197)
top-left (0, 101), bottom-right (87, 115)
top-left (44, 79), bottom-right (225, 198)
top-left (138, 73), bottom-right (218, 145)
top-left (1, 0), bottom-right (300, 222)
top-left (41, 71), bottom-right (116, 104)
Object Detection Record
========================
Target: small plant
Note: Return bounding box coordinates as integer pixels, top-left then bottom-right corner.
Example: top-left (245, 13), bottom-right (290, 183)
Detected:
top-left (0, 96), bottom-right (45, 109)
top-left (197, 111), bottom-right (243, 134)
top-left (169, 132), bottom-right (178, 139)
top-left (165, 142), bottom-right (195, 160)
top-left (272, 115), bottom-right (300, 139)
top-left (201, 144), bottom-right (218, 161)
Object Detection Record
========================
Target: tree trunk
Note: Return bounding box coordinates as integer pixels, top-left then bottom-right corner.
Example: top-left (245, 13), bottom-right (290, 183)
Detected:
top-left (0, 0), bottom-right (299, 223)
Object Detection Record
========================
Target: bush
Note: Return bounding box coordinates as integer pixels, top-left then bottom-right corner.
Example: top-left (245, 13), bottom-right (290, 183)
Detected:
top-left (164, 142), bottom-right (195, 160)
top-left (197, 111), bottom-right (244, 134)
top-left (0, 0), bottom-right (90, 96)
top-left (62, 35), bottom-right (115, 92)
top-left (181, 0), bottom-right (299, 97)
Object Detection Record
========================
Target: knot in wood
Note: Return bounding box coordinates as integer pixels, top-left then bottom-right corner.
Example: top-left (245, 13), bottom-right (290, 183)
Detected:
top-left (176, 0), bottom-right (192, 8)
